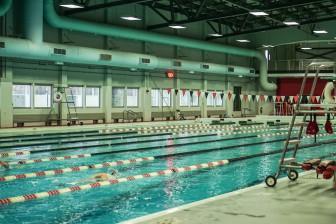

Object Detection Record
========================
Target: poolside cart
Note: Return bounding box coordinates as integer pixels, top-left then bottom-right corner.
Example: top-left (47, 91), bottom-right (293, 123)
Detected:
top-left (265, 61), bottom-right (336, 187)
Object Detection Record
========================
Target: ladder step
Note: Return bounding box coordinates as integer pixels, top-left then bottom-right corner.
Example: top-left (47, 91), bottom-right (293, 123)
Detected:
top-left (287, 139), bottom-right (301, 145)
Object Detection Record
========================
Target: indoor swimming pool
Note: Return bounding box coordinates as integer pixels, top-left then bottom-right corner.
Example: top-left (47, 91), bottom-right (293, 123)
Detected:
top-left (0, 124), bottom-right (335, 224)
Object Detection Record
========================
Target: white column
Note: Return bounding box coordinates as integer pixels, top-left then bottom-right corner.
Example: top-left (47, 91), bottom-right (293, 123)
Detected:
top-left (201, 77), bottom-right (207, 118)
top-left (142, 73), bottom-right (151, 121)
top-left (104, 72), bottom-right (112, 123)
top-left (0, 62), bottom-right (13, 128)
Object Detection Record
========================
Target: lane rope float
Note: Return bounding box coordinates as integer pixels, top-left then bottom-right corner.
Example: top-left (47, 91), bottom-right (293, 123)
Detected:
top-left (0, 159), bottom-right (229, 205)
top-left (0, 151), bottom-right (30, 158)
top-left (0, 157), bottom-right (154, 182)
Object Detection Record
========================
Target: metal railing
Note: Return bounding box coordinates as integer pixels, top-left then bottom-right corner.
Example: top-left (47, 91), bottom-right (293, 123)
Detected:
top-left (268, 59), bottom-right (336, 72)
top-left (123, 110), bottom-right (138, 122)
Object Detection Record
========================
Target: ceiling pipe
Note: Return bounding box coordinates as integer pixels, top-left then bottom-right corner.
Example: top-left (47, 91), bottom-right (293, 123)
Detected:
top-left (43, 0), bottom-right (276, 91)
top-left (0, 37), bottom-right (254, 76)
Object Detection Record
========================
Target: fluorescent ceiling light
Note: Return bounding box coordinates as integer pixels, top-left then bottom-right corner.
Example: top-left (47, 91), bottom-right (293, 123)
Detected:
top-left (249, 11), bottom-right (269, 16)
top-left (313, 30), bottom-right (328, 34)
top-left (237, 39), bottom-right (250, 43)
top-left (262, 44), bottom-right (275, 48)
top-left (301, 47), bottom-right (312, 50)
top-left (208, 33), bottom-right (222, 37)
top-left (121, 16), bottom-right (141, 21)
top-left (60, 4), bottom-right (84, 9)
top-left (238, 75), bottom-right (243, 78)
top-left (283, 21), bottom-right (299, 26)
top-left (169, 25), bottom-right (186, 29)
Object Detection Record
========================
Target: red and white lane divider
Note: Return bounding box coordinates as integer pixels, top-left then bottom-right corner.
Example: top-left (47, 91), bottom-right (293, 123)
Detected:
top-left (217, 128), bottom-right (287, 136)
top-left (0, 151), bottom-right (30, 158)
top-left (0, 157), bottom-right (154, 182)
top-left (257, 132), bottom-right (335, 139)
top-left (0, 159), bottom-right (229, 205)
top-left (2, 154), bottom-right (91, 167)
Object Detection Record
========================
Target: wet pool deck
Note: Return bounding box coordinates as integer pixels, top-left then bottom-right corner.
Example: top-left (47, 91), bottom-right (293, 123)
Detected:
top-left (124, 172), bottom-right (336, 224)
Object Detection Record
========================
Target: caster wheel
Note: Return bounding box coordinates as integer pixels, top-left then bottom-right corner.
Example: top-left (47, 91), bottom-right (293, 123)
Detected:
top-left (265, 175), bottom-right (277, 187)
top-left (288, 170), bottom-right (299, 181)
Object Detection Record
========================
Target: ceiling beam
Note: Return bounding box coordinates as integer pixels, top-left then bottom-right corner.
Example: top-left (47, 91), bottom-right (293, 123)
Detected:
top-left (64, 0), bottom-right (154, 15)
top-left (146, 0), bottom-right (331, 30)
top-left (207, 15), bottom-right (336, 40)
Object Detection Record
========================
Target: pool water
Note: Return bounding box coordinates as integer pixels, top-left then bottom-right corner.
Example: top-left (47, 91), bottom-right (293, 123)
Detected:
top-left (0, 126), bottom-right (335, 224)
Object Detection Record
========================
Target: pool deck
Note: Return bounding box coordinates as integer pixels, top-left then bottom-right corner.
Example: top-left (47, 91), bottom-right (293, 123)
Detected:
top-left (125, 172), bottom-right (336, 224)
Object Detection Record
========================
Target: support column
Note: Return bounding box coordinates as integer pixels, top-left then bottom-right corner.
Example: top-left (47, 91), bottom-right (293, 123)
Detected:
top-left (104, 72), bottom-right (112, 123)
top-left (0, 62), bottom-right (13, 128)
top-left (58, 68), bottom-right (68, 125)
top-left (201, 76), bottom-right (207, 118)
top-left (173, 77), bottom-right (180, 114)
top-left (142, 72), bottom-right (151, 122)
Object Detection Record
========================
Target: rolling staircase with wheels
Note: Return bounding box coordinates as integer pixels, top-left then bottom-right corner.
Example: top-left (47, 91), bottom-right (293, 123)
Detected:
top-left (265, 61), bottom-right (336, 187)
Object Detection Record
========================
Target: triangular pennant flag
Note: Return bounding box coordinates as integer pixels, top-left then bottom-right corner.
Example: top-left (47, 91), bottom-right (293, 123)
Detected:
top-left (166, 88), bottom-right (171, 94)
top-left (252, 95), bottom-right (256, 102)
top-left (248, 95), bottom-right (252, 102)
top-left (174, 89), bottom-right (179, 95)
top-left (190, 90), bottom-right (194, 97)
top-left (227, 92), bottom-right (232, 101)
top-left (272, 96), bottom-right (277, 102)
top-left (280, 96), bottom-right (285, 102)
top-left (205, 92), bottom-right (209, 98)
top-left (276, 96), bottom-right (281, 102)
top-left (212, 91), bottom-right (217, 97)
top-left (182, 89), bottom-right (186, 96)
top-left (316, 96), bottom-right (321, 102)
top-left (259, 95), bottom-right (265, 102)
top-left (289, 96), bottom-right (294, 103)
top-left (243, 94), bottom-right (248, 102)
top-left (240, 94), bottom-right (244, 101)
top-left (256, 95), bottom-right (260, 102)
top-left (293, 95), bottom-right (299, 103)
top-left (311, 96), bottom-right (316, 103)
top-left (220, 93), bottom-right (224, 100)
top-left (197, 90), bottom-right (202, 97)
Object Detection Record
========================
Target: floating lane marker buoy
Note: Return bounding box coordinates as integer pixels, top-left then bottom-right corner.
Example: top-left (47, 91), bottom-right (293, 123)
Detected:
top-left (0, 151), bottom-right (30, 158)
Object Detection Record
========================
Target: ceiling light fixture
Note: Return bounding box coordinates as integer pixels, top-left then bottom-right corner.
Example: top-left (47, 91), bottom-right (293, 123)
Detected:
top-left (169, 25), bottom-right (187, 29)
top-left (60, 4), bottom-right (84, 9)
top-left (121, 16), bottom-right (142, 21)
top-left (237, 39), bottom-right (250, 43)
top-left (249, 11), bottom-right (269, 16)
top-left (313, 30), bottom-right (328, 34)
top-left (262, 45), bottom-right (275, 48)
top-left (283, 21), bottom-right (300, 26)
top-left (301, 47), bottom-right (312, 50)
top-left (208, 33), bottom-right (223, 37)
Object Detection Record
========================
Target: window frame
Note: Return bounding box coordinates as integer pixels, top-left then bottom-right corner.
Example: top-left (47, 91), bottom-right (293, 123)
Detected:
top-left (12, 83), bottom-right (32, 109)
top-left (33, 84), bottom-right (52, 108)
top-left (179, 90), bottom-right (190, 107)
top-left (85, 86), bottom-right (101, 108)
top-left (126, 87), bottom-right (139, 108)
top-left (190, 90), bottom-right (199, 107)
top-left (67, 86), bottom-right (84, 108)
top-left (206, 90), bottom-right (216, 107)
top-left (112, 86), bottom-right (125, 108)
top-left (151, 88), bottom-right (161, 107)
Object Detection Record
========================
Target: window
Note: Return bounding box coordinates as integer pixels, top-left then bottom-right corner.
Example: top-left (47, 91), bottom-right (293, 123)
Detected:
top-left (112, 87), bottom-right (124, 107)
top-left (67, 86), bottom-right (83, 107)
top-left (180, 90), bottom-right (190, 107)
top-left (215, 92), bottom-right (223, 107)
top-left (207, 91), bottom-right (215, 106)
top-left (162, 89), bottom-right (171, 107)
top-left (85, 87), bottom-right (100, 107)
top-left (34, 85), bottom-right (51, 108)
top-left (151, 89), bottom-right (160, 107)
top-left (191, 91), bottom-right (199, 107)
top-left (126, 88), bottom-right (139, 107)
top-left (12, 84), bottom-right (31, 108)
